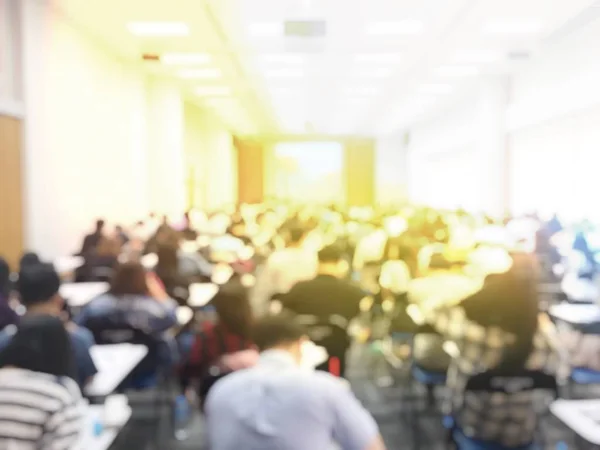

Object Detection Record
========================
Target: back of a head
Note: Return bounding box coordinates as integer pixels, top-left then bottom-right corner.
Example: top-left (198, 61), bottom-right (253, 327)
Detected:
top-left (252, 315), bottom-right (305, 352)
top-left (17, 263), bottom-right (60, 308)
top-left (96, 219), bottom-right (106, 232)
top-left (318, 244), bottom-right (343, 264)
top-left (110, 262), bottom-right (149, 297)
top-left (0, 315), bottom-right (75, 378)
top-left (0, 258), bottom-right (9, 297)
top-left (19, 252), bottom-right (41, 271)
top-left (214, 281), bottom-right (253, 339)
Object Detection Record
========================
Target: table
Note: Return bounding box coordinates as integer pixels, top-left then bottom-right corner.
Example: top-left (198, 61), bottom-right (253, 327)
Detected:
top-left (54, 256), bottom-right (84, 275)
top-left (75, 404), bottom-right (132, 450)
top-left (60, 282), bottom-right (109, 307)
top-left (551, 399), bottom-right (600, 445)
top-left (562, 274), bottom-right (598, 303)
top-left (188, 283), bottom-right (219, 308)
top-left (549, 303), bottom-right (600, 328)
top-left (85, 344), bottom-right (148, 397)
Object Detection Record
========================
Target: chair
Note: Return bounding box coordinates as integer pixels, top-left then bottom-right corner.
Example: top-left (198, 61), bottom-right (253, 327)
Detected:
top-left (447, 369), bottom-right (557, 450)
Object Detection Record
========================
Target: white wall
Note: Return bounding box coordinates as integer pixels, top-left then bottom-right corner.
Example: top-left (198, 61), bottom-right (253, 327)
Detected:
top-left (375, 133), bottom-right (409, 206)
top-left (184, 103), bottom-right (237, 210)
top-left (21, 1), bottom-right (186, 258)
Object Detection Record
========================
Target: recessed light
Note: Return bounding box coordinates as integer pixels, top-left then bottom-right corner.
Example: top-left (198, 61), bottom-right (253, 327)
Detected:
top-left (355, 53), bottom-right (403, 64)
top-left (262, 54), bottom-right (305, 64)
top-left (249, 22), bottom-right (284, 37)
top-left (482, 20), bottom-right (543, 35)
top-left (366, 20), bottom-right (423, 35)
top-left (179, 68), bottom-right (222, 79)
top-left (418, 83), bottom-right (453, 95)
top-left (264, 68), bottom-right (304, 78)
top-left (195, 86), bottom-right (231, 97)
top-left (435, 65), bottom-right (480, 77)
top-left (127, 22), bottom-right (189, 37)
top-left (161, 53), bottom-right (211, 65)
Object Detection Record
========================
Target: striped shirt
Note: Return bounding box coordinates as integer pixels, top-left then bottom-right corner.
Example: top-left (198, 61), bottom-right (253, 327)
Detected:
top-left (0, 368), bottom-right (84, 450)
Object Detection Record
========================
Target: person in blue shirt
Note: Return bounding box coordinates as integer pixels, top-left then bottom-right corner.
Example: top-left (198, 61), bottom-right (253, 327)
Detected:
top-left (0, 263), bottom-right (97, 387)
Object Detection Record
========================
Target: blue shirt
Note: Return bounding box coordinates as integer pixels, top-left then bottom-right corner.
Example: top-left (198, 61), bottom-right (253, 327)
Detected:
top-left (205, 350), bottom-right (379, 450)
top-left (0, 322), bottom-right (97, 388)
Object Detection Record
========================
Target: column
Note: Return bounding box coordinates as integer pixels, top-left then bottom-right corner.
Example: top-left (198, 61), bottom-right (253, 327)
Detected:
top-left (146, 78), bottom-right (186, 217)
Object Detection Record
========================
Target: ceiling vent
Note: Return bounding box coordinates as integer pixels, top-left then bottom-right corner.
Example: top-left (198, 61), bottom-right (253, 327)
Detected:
top-left (507, 50), bottom-right (531, 61)
top-left (284, 20), bottom-right (327, 38)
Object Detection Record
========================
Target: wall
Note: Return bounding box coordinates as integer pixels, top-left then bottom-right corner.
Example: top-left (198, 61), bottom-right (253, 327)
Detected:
top-left (184, 103), bottom-right (237, 210)
top-left (375, 133), bottom-right (408, 206)
top-left (21, 1), bottom-right (155, 257)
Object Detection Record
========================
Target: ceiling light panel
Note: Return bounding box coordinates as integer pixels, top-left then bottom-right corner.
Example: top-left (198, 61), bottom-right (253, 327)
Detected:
top-left (264, 68), bottom-right (304, 78)
top-left (454, 50), bottom-right (503, 64)
top-left (435, 65), bottom-right (480, 77)
top-left (262, 54), bottom-right (306, 64)
top-left (365, 20), bottom-right (424, 35)
top-left (127, 22), bottom-right (189, 36)
top-left (249, 22), bottom-right (284, 37)
top-left (161, 53), bottom-right (211, 65)
top-left (179, 68), bottom-right (222, 79)
top-left (418, 83), bottom-right (454, 95)
top-left (354, 53), bottom-right (403, 64)
top-left (482, 19), bottom-right (544, 35)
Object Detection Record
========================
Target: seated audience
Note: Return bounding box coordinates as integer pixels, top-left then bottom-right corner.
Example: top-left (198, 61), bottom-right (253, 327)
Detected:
top-left (181, 282), bottom-right (258, 389)
top-left (114, 224), bottom-right (130, 246)
top-left (281, 244), bottom-right (364, 377)
top-left (0, 264), bottom-right (97, 387)
top-left (79, 219), bottom-right (106, 256)
top-left (75, 236), bottom-right (121, 282)
top-left (205, 316), bottom-right (386, 450)
top-left (19, 252), bottom-right (41, 271)
top-left (422, 252), bottom-right (558, 448)
top-left (0, 258), bottom-right (18, 332)
top-left (253, 226), bottom-right (317, 316)
top-left (0, 315), bottom-right (85, 449)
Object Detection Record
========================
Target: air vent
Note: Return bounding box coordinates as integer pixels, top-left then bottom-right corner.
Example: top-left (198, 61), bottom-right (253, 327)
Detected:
top-left (284, 20), bottom-right (327, 37)
top-left (507, 51), bottom-right (531, 61)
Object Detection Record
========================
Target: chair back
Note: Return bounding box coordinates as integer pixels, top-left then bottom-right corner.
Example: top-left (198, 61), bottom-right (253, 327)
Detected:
top-left (84, 312), bottom-right (162, 385)
top-left (465, 369), bottom-right (558, 396)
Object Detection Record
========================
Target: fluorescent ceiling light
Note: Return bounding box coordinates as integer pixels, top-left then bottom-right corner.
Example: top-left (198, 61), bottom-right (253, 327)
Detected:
top-left (345, 86), bottom-right (380, 96)
top-left (161, 53), bottom-right (211, 65)
top-left (195, 86), bottom-right (231, 97)
top-left (366, 20), bottom-right (423, 35)
top-left (482, 20), bottom-right (543, 35)
top-left (249, 22), bottom-right (283, 37)
top-left (435, 65), bottom-right (480, 77)
top-left (356, 68), bottom-right (393, 78)
top-left (127, 22), bottom-right (189, 36)
top-left (355, 53), bottom-right (402, 64)
top-left (418, 83), bottom-right (453, 95)
top-left (264, 68), bottom-right (304, 78)
top-left (262, 54), bottom-right (305, 64)
top-left (454, 50), bottom-right (502, 64)
top-left (179, 68), bottom-right (222, 79)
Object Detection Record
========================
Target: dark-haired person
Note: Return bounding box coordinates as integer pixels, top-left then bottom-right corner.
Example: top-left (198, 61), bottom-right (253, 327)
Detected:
top-left (281, 244), bottom-right (365, 377)
top-left (253, 226), bottom-right (317, 316)
top-left (205, 316), bottom-right (385, 450)
top-left (0, 258), bottom-right (18, 332)
top-left (76, 262), bottom-right (178, 382)
top-left (0, 315), bottom-right (85, 448)
top-left (180, 282), bottom-right (258, 391)
top-left (19, 252), bottom-right (41, 271)
top-left (79, 219), bottom-right (106, 256)
top-left (0, 264), bottom-right (97, 387)
top-left (419, 252), bottom-right (558, 448)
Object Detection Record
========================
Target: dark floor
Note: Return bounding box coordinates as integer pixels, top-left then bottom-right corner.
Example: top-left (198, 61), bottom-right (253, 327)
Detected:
top-left (112, 344), bottom-right (582, 450)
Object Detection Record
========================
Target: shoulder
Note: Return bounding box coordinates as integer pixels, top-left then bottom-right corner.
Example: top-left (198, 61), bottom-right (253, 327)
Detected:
top-left (70, 325), bottom-right (95, 348)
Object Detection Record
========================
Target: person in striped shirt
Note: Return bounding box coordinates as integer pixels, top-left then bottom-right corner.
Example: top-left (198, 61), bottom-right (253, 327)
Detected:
top-left (0, 314), bottom-right (85, 449)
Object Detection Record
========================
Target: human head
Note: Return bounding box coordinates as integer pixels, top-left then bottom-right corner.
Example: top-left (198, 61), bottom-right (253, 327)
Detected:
top-left (17, 263), bottom-right (62, 314)
top-left (213, 281), bottom-right (253, 339)
top-left (109, 262), bottom-right (149, 297)
top-left (155, 244), bottom-right (179, 275)
top-left (0, 258), bottom-right (9, 298)
top-left (252, 315), bottom-right (306, 364)
top-left (96, 236), bottom-right (121, 257)
top-left (0, 315), bottom-right (75, 378)
top-left (95, 219), bottom-right (106, 233)
top-left (19, 252), bottom-right (41, 271)
top-left (317, 244), bottom-right (348, 277)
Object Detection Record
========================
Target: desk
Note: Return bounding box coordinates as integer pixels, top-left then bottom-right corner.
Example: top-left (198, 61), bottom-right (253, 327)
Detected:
top-left (188, 283), bottom-right (219, 308)
top-left (54, 256), bottom-right (84, 275)
top-left (551, 399), bottom-right (600, 445)
top-left (85, 344), bottom-right (148, 397)
top-left (75, 404), bottom-right (132, 450)
top-left (562, 274), bottom-right (598, 304)
top-left (549, 303), bottom-right (600, 328)
top-left (60, 282), bottom-right (109, 307)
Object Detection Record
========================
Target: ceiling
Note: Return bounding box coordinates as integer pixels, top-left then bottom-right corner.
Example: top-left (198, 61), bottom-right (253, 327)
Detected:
top-left (55, 0), bottom-right (599, 137)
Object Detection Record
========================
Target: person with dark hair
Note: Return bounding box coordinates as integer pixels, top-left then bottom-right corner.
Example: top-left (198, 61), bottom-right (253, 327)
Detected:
top-left (182, 281), bottom-right (257, 380)
top-left (0, 258), bottom-right (18, 332)
top-left (79, 218), bottom-right (106, 255)
top-left (205, 315), bottom-right (385, 450)
top-left (253, 226), bottom-right (317, 316)
top-left (0, 263), bottom-right (97, 387)
top-left (76, 236), bottom-right (121, 282)
top-left (280, 244), bottom-right (365, 377)
top-left (0, 315), bottom-right (84, 448)
top-left (18, 252), bottom-right (41, 271)
top-left (76, 262), bottom-right (177, 336)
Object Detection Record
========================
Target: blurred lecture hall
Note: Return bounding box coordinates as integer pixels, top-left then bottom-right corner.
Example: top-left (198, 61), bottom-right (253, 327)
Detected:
top-left (3, 0), bottom-right (600, 449)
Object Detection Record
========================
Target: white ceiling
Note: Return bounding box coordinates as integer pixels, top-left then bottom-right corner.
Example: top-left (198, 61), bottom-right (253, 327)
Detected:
top-left (55, 0), bottom-right (599, 136)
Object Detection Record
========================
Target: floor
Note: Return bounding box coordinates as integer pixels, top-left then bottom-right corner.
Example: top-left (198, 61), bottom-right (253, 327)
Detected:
top-left (111, 344), bottom-right (582, 450)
